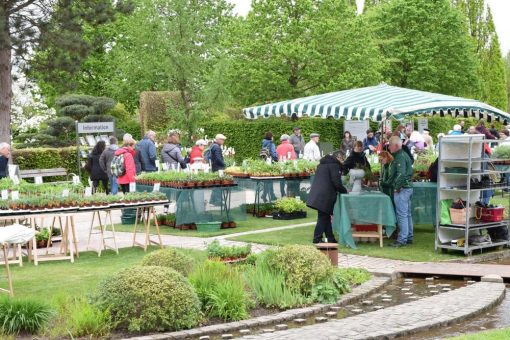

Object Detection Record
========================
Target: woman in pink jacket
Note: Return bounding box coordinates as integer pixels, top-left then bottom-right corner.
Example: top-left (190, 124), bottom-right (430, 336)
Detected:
top-left (115, 137), bottom-right (137, 193)
top-left (276, 134), bottom-right (297, 161)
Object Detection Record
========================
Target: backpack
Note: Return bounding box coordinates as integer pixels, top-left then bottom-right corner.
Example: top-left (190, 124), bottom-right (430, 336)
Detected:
top-left (259, 147), bottom-right (270, 160)
top-left (111, 153), bottom-right (126, 177)
top-left (204, 149), bottom-right (212, 162)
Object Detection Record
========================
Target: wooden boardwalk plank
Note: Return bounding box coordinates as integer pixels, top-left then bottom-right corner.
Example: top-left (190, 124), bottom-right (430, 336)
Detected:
top-left (397, 263), bottom-right (510, 280)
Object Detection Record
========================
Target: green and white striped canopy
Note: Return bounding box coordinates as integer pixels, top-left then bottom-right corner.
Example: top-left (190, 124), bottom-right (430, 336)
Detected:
top-left (243, 84), bottom-right (510, 123)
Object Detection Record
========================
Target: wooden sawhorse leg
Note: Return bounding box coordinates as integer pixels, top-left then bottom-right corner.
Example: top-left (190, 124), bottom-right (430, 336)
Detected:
top-left (132, 206), bottom-right (163, 251)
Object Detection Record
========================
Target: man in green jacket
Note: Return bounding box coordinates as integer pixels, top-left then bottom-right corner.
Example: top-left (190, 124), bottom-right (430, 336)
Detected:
top-left (383, 136), bottom-right (414, 247)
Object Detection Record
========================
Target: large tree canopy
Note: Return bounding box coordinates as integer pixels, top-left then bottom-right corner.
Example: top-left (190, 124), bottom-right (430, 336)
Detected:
top-left (224, 0), bottom-right (383, 107)
top-left (368, 0), bottom-right (480, 99)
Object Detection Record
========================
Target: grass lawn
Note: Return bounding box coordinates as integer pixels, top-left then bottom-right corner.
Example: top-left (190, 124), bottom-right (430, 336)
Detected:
top-left (113, 208), bottom-right (317, 237)
top-left (448, 327), bottom-right (510, 340)
top-left (7, 246), bottom-right (207, 302)
top-left (228, 224), bottom-right (465, 262)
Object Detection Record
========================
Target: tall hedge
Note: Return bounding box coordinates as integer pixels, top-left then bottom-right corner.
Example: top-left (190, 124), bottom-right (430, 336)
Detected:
top-left (200, 115), bottom-right (500, 160)
top-left (12, 147), bottom-right (79, 175)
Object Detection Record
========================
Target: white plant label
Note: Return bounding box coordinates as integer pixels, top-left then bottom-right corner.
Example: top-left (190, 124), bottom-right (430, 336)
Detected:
top-left (129, 182), bottom-right (136, 193)
top-left (218, 170), bottom-right (224, 177)
top-left (155, 160), bottom-right (160, 172)
top-left (153, 183), bottom-right (161, 192)
top-left (62, 189), bottom-right (70, 197)
top-left (35, 176), bottom-right (43, 185)
top-left (295, 196), bottom-right (302, 201)
top-left (12, 176), bottom-right (20, 185)
top-left (162, 163), bottom-right (169, 171)
top-left (11, 191), bottom-right (19, 200)
top-left (1, 190), bottom-right (8, 200)
top-left (84, 187), bottom-right (92, 197)
top-left (72, 175), bottom-right (80, 185)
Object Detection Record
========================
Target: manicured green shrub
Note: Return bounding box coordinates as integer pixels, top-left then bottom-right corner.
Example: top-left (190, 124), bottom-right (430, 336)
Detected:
top-left (244, 260), bottom-right (305, 309)
top-left (141, 247), bottom-right (195, 276)
top-left (310, 270), bottom-right (351, 304)
top-left (189, 260), bottom-right (251, 321)
top-left (263, 245), bottom-right (333, 296)
top-left (94, 266), bottom-right (201, 332)
top-left (0, 297), bottom-right (54, 335)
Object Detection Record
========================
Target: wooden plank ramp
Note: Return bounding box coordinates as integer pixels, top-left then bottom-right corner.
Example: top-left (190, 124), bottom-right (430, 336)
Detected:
top-left (397, 262), bottom-right (510, 281)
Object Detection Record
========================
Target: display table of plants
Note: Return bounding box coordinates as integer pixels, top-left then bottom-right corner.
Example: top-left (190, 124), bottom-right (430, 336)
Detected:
top-left (136, 172), bottom-right (246, 231)
top-left (225, 159), bottom-right (318, 179)
top-left (136, 171), bottom-right (236, 189)
top-left (0, 178), bottom-right (169, 216)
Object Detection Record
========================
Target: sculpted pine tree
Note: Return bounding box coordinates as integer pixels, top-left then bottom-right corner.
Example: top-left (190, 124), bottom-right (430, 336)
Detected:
top-left (0, 0), bottom-right (130, 144)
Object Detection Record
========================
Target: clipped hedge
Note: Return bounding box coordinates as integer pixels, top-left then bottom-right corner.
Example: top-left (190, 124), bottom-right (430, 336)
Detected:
top-left (94, 266), bottom-right (201, 333)
top-left (12, 147), bottom-right (79, 176)
top-left (141, 247), bottom-right (195, 276)
top-left (200, 115), bottom-right (504, 160)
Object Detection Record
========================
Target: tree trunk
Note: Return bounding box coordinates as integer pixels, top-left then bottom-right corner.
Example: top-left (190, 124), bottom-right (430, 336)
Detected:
top-left (0, 7), bottom-right (11, 144)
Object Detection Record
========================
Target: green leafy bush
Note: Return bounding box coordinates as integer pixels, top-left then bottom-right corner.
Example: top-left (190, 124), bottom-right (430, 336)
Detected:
top-left (311, 270), bottom-right (351, 304)
top-left (263, 245), bottom-right (333, 296)
top-left (189, 260), bottom-right (251, 321)
top-left (141, 247), bottom-right (195, 276)
top-left (94, 266), bottom-right (201, 332)
top-left (244, 260), bottom-right (305, 309)
top-left (0, 297), bottom-right (54, 335)
top-left (337, 268), bottom-right (372, 286)
top-left (492, 145), bottom-right (510, 159)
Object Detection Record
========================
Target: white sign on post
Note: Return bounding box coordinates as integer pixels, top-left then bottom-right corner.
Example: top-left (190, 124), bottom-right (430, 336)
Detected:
top-left (1, 190), bottom-right (8, 200)
top-left (35, 176), bottom-right (43, 185)
top-left (153, 183), bottom-right (161, 192)
top-left (11, 191), bottom-right (19, 200)
top-left (84, 187), bottom-right (92, 197)
top-left (129, 182), bottom-right (136, 193)
top-left (417, 118), bottom-right (428, 133)
top-left (72, 175), bottom-right (80, 185)
top-left (76, 122), bottom-right (115, 134)
top-left (344, 120), bottom-right (370, 142)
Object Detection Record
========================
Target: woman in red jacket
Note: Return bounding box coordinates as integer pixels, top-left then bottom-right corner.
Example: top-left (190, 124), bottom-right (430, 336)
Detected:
top-left (115, 137), bottom-right (137, 193)
top-left (190, 139), bottom-right (207, 164)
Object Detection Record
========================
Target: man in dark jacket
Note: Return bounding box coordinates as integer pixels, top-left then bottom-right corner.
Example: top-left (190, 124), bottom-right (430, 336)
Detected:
top-left (383, 136), bottom-right (414, 247)
top-left (99, 136), bottom-right (119, 195)
top-left (0, 143), bottom-right (10, 179)
top-left (342, 141), bottom-right (371, 175)
top-left (210, 134), bottom-right (226, 172)
top-left (136, 131), bottom-right (157, 172)
top-left (307, 151), bottom-right (348, 243)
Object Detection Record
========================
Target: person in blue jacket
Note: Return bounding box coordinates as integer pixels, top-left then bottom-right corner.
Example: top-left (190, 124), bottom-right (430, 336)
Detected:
top-left (261, 132), bottom-right (278, 162)
top-left (136, 130), bottom-right (158, 172)
top-left (363, 129), bottom-right (378, 154)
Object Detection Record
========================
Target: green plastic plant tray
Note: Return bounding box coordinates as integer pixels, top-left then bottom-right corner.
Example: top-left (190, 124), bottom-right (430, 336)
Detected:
top-left (196, 221), bottom-right (222, 232)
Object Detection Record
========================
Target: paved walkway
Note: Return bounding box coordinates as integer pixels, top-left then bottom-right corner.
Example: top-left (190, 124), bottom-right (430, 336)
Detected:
top-left (338, 254), bottom-right (415, 275)
top-left (398, 262), bottom-right (510, 281)
top-left (242, 280), bottom-right (506, 340)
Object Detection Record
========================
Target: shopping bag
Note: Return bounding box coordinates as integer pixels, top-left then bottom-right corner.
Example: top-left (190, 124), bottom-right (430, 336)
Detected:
top-left (440, 199), bottom-right (453, 225)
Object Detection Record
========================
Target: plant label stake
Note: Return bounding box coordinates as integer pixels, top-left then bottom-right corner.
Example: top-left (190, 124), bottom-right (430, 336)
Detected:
top-left (155, 160), bottom-right (160, 172)
top-left (11, 191), bottom-right (19, 200)
top-left (162, 163), bottom-right (169, 171)
top-left (72, 175), bottom-right (80, 185)
top-left (1, 190), bottom-right (8, 200)
top-left (218, 170), bottom-right (224, 178)
top-left (35, 176), bottom-right (43, 185)
top-left (12, 176), bottom-right (20, 185)
top-left (129, 182), bottom-right (136, 193)
top-left (153, 183), bottom-right (161, 192)
top-left (85, 187), bottom-right (92, 197)
top-left (62, 189), bottom-right (70, 197)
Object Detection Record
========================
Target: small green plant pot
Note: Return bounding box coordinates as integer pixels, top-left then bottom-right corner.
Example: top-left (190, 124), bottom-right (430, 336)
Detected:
top-left (196, 221), bottom-right (221, 232)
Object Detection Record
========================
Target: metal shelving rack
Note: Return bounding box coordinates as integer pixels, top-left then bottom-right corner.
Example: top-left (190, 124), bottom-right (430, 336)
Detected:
top-left (435, 134), bottom-right (510, 255)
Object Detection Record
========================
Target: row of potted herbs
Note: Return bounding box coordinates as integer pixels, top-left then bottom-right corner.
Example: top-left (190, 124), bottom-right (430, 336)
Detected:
top-left (0, 178), bottom-right (84, 195)
top-left (206, 240), bottom-right (252, 262)
top-left (225, 159), bottom-right (318, 178)
top-left (136, 171), bottom-right (235, 188)
top-left (0, 192), bottom-right (167, 212)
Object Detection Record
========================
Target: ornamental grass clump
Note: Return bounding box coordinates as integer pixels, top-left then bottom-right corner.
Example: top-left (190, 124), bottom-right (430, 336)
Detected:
top-left (0, 297), bottom-right (54, 335)
top-left (263, 245), bottom-right (333, 296)
top-left (189, 260), bottom-right (251, 321)
top-left (94, 266), bottom-right (201, 333)
top-left (141, 247), bottom-right (195, 276)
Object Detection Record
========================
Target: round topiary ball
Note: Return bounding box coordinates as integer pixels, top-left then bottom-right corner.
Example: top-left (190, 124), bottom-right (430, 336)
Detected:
top-left (141, 247), bottom-right (195, 276)
top-left (264, 245), bottom-right (333, 295)
top-left (94, 266), bottom-right (201, 333)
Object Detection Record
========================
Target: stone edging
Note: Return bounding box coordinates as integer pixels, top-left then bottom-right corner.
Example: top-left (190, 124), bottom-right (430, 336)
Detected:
top-left (124, 275), bottom-right (391, 340)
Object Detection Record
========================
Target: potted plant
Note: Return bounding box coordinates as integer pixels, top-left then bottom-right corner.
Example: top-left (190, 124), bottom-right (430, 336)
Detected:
top-left (273, 197), bottom-right (307, 220)
top-left (35, 228), bottom-right (50, 248)
top-left (206, 240), bottom-right (251, 262)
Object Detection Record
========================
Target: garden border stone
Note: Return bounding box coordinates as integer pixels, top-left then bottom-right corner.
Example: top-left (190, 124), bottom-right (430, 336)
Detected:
top-left (123, 275), bottom-right (391, 340)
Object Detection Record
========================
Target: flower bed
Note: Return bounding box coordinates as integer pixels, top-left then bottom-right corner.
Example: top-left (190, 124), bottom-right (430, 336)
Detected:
top-left (225, 159), bottom-right (317, 178)
top-left (136, 172), bottom-right (235, 189)
top-left (206, 240), bottom-right (252, 262)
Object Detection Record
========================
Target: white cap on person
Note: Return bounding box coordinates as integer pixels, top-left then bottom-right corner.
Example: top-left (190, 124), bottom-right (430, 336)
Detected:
top-left (215, 134), bottom-right (227, 140)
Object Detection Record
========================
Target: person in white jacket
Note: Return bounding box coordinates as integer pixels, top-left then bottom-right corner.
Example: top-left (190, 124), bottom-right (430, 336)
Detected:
top-left (303, 133), bottom-right (321, 161)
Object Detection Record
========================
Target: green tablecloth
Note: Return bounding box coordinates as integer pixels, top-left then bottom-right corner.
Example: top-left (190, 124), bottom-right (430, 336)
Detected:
top-left (333, 192), bottom-right (396, 249)
top-left (234, 177), bottom-right (313, 203)
top-left (412, 182), bottom-right (437, 225)
top-left (137, 184), bottom-right (246, 225)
